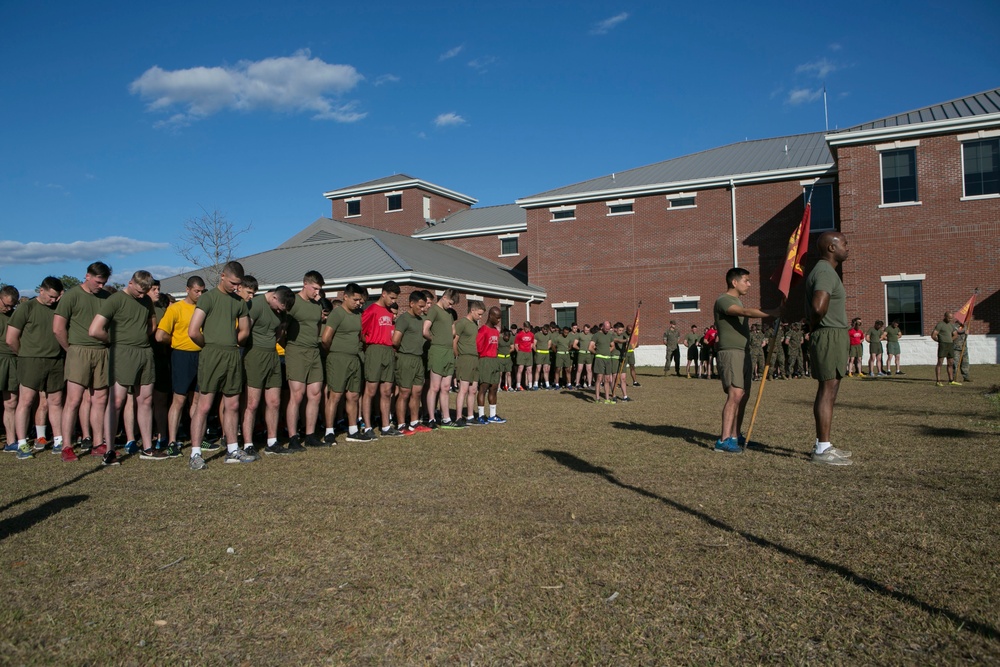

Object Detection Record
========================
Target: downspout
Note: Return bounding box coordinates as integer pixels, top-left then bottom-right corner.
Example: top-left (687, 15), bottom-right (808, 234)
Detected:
top-left (525, 296), bottom-right (536, 323)
top-left (730, 178), bottom-right (738, 267)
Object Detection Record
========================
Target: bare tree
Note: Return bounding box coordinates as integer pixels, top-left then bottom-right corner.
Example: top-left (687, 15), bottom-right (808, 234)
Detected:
top-left (176, 207), bottom-right (253, 285)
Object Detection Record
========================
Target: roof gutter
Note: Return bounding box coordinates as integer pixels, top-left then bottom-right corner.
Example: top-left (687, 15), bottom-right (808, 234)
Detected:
top-left (413, 222), bottom-right (528, 240)
top-left (826, 112), bottom-right (1000, 147)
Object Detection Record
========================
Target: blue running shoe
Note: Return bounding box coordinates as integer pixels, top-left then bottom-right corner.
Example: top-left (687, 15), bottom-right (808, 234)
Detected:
top-left (4, 442), bottom-right (20, 453)
top-left (17, 446), bottom-right (33, 460)
top-left (714, 437), bottom-right (742, 454)
top-left (124, 441), bottom-right (140, 455)
top-left (487, 415), bottom-right (507, 424)
top-left (474, 416), bottom-right (489, 425)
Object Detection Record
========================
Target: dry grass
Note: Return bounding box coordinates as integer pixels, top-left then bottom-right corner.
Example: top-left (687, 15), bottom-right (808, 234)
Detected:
top-left (2, 365), bottom-right (999, 665)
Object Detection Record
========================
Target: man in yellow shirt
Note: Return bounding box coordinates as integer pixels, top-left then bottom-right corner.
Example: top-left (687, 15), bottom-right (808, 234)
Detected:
top-left (154, 276), bottom-right (206, 456)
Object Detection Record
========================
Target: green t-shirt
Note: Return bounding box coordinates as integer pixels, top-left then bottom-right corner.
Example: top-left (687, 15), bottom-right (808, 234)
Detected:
top-left (325, 306), bottom-right (362, 355)
top-left (884, 325), bottom-right (901, 343)
top-left (248, 294), bottom-right (283, 350)
top-left (55, 285), bottom-right (109, 347)
top-left (285, 296), bottom-right (322, 349)
top-left (497, 335), bottom-right (512, 356)
top-left (9, 298), bottom-right (61, 358)
top-left (394, 311), bottom-right (425, 356)
top-left (591, 330), bottom-right (614, 357)
top-left (933, 321), bottom-right (956, 345)
top-left (663, 328), bottom-right (679, 348)
top-left (98, 290), bottom-right (154, 347)
top-left (577, 332), bottom-right (593, 353)
top-left (196, 288), bottom-right (248, 349)
top-left (713, 294), bottom-right (749, 351)
top-left (0, 310), bottom-right (15, 356)
top-left (684, 332), bottom-right (700, 347)
top-left (866, 328), bottom-right (882, 346)
top-left (454, 317), bottom-right (479, 356)
top-left (426, 304), bottom-right (453, 348)
top-left (535, 332), bottom-right (551, 351)
top-left (553, 334), bottom-right (572, 353)
top-left (805, 260), bottom-right (847, 329)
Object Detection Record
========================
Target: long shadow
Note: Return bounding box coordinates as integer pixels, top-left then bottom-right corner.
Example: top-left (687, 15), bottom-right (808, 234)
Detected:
top-left (537, 449), bottom-right (1000, 643)
top-left (0, 462), bottom-right (107, 515)
top-left (611, 420), bottom-right (800, 459)
top-left (786, 397), bottom-right (982, 419)
top-left (0, 494), bottom-right (89, 542)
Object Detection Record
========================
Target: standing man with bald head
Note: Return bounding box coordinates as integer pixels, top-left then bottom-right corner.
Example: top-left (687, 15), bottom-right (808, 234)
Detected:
top-left (805, 232), bottom-right (853, 466)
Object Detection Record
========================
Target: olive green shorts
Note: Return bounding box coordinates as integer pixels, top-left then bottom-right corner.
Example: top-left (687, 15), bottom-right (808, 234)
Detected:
top-left (18, 356), bottom-right (64, 393)
top-left (849, 344), bottom-right (863, 357)
top-left (0, 355), bottom-right (18, 393)
top-left (515, 350), bottom-right (533, 366)
top-left (717, 349), bottom-right (751, 391)
top-left (886, 342), bottom-right (901, 355)
top-left (198, 346), bottom-right (244, 396)
top-left (244, 347), bottom-right (283, 389)
top-left (593, 356), bottom-right (612, 376)
top-left (427, 345), bottom-right (455, 378)
top-left (395, 353), bottom-right (425, 389)
top-left (456, 354), bottom-right (479, 383)
top-left (326, 351), bottom-right (361, 393)
top-left (533, 351), bottom-right (550, 366)
top-left (64, 345), bottom-right (109, 389)
top-left (364, 344), bottom-right (395, 383)
top-left (869, 343), bottom-right (882, 355)
top-left (555, 352), bottom-right (573, 369)
top-left (496, 354), bottom-right (512, 373)
top-left (810, 328), bottom-right (848, 382)
top-left (112, 345), bottom-right (155, 387)
top-left (627, 351), bottom-right (636, 366)
top-left (479, 357), bottom-right (501, 385)
top-left (577, 352), bottom-right (593, 365)
top-left (285, 345), bottom-right (324, 384)
top-left (937, 343), bottom-right (953, 360)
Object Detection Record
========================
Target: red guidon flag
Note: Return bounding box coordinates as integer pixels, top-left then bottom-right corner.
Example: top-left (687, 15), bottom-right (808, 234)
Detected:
top-left (954, 293), bottom-right (977, 325)
top-left (771, 194), bottom-right (812, 300)
top-left (628, 306), bottom-right (640, 348)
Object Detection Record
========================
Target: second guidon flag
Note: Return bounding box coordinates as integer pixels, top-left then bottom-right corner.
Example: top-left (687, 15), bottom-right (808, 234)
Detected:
top-left (955, 292), bottom-right (977, 325)
top-left (771, 189), bottom-right (813, 300)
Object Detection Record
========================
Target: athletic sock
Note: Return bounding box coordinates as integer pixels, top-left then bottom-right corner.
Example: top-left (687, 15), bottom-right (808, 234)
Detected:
top-left (348, 425), bottom-right (358, 435)
top-left (18, 439), bottom-right (28, 448)
top-left (53, 435), bottom-right (63, 446)
top-left (36, 425), bottom-right (47, 440)
top-left (381, 426), bottom-right (391, 433)
top-left (489, 405), bottom-right (497, 417)
top-left (325, 427), bottom-right (335, 436)
top-left (191, 447), bottom-right (202, 458)
top-left (815, 440), bottom-right (832, 454)
top-left (410, 420), bottom-right (420, 428)
top-left (267, 438), bottom-right (277, 447)
top-left (227, 443), bottom-right (238, 454)
top-left (478, 406), bottom-right (485, 418)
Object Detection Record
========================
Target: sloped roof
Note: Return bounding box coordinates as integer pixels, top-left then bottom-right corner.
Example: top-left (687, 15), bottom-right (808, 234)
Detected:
top-left (160, 218), bottom-right (544, 300)
top-left (322, 174), bottom-right (477, 205)
top-left (827, 87), bottom-right (1000, 145)
top-left (412, 203), bottom-right (526, 240)
top-left (518, 132), bottom-right (833, 207)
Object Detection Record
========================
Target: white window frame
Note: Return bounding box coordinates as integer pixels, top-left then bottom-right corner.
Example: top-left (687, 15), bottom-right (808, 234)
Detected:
top-left (666, 192), bottom-right (697, 210)
top-left (606, 198), bottom-right (635, 217)
top-left (466, 294), bottom-right (483, 302)
top-left (498, 233), bottom-right (520, 258)
top-left (958, 130), bottom-right (1000, 201)
top-left (385, 191), bottom-right (403, 213)
top-left (553, 302), bottom-right (579, 329)
top-left (345, 197), bottom-right (362, 218)
top-left (881, 274), bottom-right (925, 337)
top-left (549, 205), bottom-right (576, 222)
top-left (877, 141), bottom-right (921, 208)
top-left (669, 295), bottom-right (700, 313)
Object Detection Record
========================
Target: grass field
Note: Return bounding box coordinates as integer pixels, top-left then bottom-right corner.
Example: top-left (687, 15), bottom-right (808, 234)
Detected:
top-left (2, 365), bottom-right (999, 665)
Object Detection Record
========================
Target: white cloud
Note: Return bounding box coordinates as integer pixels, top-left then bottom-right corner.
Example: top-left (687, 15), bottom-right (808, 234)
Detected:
top-left (130, 49), bottom-right (365, 126)
top-left (374, 74), bottom-right (400, 86)
top-left (434, 112), bottom-right (466, 127)
top-left (439, 45), bottom-right (464, 61)
top-left (467, 56), bottom-right (497, 73)
top-left (0, 237), bottom-right (170, 265)
top-left (796, 57), bottom-right (838, 79)
top-left (590, 12), bottom-right (629, 35)
top-left (787, 87), bottom-right (823, 105)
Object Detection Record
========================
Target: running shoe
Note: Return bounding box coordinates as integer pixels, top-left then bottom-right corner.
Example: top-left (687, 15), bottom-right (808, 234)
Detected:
top-left (486, 415), bottom-right (507, 424)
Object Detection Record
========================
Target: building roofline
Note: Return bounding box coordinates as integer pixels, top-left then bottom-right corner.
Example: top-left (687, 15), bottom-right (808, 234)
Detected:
top-left (323, 177), bottom-right (478, 205)
top-left (413, 222), bottom-right (528, 240)
top-left (826, 112), bottom-right (1000, 147)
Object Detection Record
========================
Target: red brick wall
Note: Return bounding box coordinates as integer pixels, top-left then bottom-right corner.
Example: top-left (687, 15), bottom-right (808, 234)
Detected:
top-left (835, 133), bottom-right (1000, 334)
top-left (436, 235), bottom-right (525, 270)
top-left (329, 188), bottom-right (472, 237)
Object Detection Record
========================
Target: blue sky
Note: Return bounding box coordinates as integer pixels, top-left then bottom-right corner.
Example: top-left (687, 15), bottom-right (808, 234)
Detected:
top-left (2, 0), bottom-right (998, 293)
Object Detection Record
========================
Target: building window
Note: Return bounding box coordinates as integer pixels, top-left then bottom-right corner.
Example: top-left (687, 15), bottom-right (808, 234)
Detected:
top-left (549, 206), bottom-right (576, 221)
top-left (885, 281), bottom-right (923, 336)
top-left (963, 138), bottom-right (1000, 198)
top-left (669, 296), bottom-right (700, 313)
top-left (386, 193), bottom-right (403, 212)
top-left (805, 182), bottom-right (835, 231)
top-left (346, 199), bottom-right (361, 217)
top-left (555, 307), bottom-right (577, 329)
top-left (499, 235), bottom-right (519, 257)
top-left (881, 148), bottom-right (918, 204)
top-left (606, 199), bottom-right (634, 216)
top-left (423, 195), bottom-right (432, 220)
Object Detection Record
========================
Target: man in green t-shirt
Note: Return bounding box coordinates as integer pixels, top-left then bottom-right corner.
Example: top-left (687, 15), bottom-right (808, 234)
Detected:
top-left (284, 271), bottom-right (326, 452)
top-left (54, 261), bottom-right (111, 461)
top-left (662, 321), bottom-right (680, 376)
top-left (6, 276), bottom-right (65, 461)
top-left (712, 267), bottom-right (776, 454)
top-left (0, 285), bottom-right (21, 453)
top-left (589, 321), bottom-right (616, 403)
top-left (242, 286), bottom-right (295, 457)
top-left (884, 320), bottom-right (903, 375)
top-left (805, 232), bottom-right (853, 466)
top-left (89, 270), bottom-right (159, 461)
top-left (393, 291), bottom-right (431, 435)
top-left (422, 289), bottom-right (461, 428)
top-left (533, 325), bottom-right (552, 389)
top-left (322, 283), bottom-right (369, 442)
top-left (952, 321), bottom-right (971, 383)
top-left (453, 300), bottom-right (484, 426)
top-left (684, 326), bottom-right (700, 378)
top-left (186, 261), bottom-right (251, 469)
top-left (865, 321), bottom-right (886, 377)
top-left (932, 312), bottom-right (958, 386)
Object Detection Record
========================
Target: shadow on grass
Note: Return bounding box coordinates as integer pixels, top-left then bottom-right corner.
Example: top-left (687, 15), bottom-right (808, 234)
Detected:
top-left (786, 397), bottom-right (981, 419)
top-left (919, 425), bottom-right (983, 438)
top-left (538, 448), bottom-right (1000, 643)
top-left (0, 494), bottom-right (89, 542)
top-left (0, 463), bottom-right (107, 515)
top-left (610, 420), bottom-right (714, 450)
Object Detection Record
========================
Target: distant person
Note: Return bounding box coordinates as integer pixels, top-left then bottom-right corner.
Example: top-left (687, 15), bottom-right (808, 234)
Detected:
top-left (684, 325), bottom-right (700, 378)
top-left (513, 322), bottom-right (534, 391)
top-left (805, 232), bottom-right (853, 466)
top-left (475, 306), bottom-right (507, 424)
top-left (0, 285), bottom-right (21, 453)
top-left (423, 289), bottom-right (461, 427)
top-left (847, 318), bottom-right (864, 377)
top-left (884, 320), bottom-right (903, 375)
top-left (952, 322), bottom-right (971, 384)
top-left (662, 321), bottom-right (680, 376)
top-left (865, 320), bottom-right (886, 377)
top-left (932, 312), bottom-right (959, 387)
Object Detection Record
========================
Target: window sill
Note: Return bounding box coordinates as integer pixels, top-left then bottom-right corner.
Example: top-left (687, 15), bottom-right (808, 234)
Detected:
top-left (384, 209), bottom-right (403, 214)
top-left (960, 193), bottom-right (1000, 201)
top-left (668, 205), bottom-right (696, 211)
top-left (498, 253), bottom-right (520, 258)
top-left (670, 308), bottom-right (700, 314)
top-left (878, 201), bottom-right (922, 209)
top-left (344, 214), bottom-right (360, 219)
top-left (549, 218), bottom-right (576, 222)
top-left (606, 211), bottom-right (634, 217)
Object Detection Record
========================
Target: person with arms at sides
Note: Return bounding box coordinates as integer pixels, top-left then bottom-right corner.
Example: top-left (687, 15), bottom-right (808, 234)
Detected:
top-left (589, 320), bottom-right (616, 404)
top-left (322, 283), bottom-right (371, 442)
top-left (513, 321), bottom-right (534, 391)
top-left (361, 281), bottom-right (403, 438)
top-left (453, 300), bottom-right (484, 426)
top-left (422, 289), bottom-right (461, 428)
top-left (242, 286), bottom-right (295, 456)
top-left (847, 317), bottom-right (864, 377)
top-left (0, 286), bottom-right (21, 454)
top-left (574, 324), bottom-right (594, 388)
top-left (952, 321), bottom-right (971, 384)
top-left (932, 311), bottom-right (959, 387)
top-left (533, 324), bottom-right (552, 389)
top-left (284, 271), bottom-right (326, 451)
top-left (663, 320), bottom-right (680, 377)
top-left (865, 320), bottom-right (887, 378)
top-left (393, 291), bottom-right (432, 435)
top-left (497, 328), bottom-right (513, 392)
top-left (684, 325), bottom-right (700, 378)
top-left (475, 306), bottom-right (507, 424)
top-left (552, 326), bottom-right (574, 389)
top-left (884, 319), bottom-right (903, 375)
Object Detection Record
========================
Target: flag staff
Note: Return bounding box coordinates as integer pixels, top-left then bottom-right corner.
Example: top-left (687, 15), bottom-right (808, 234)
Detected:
top-left (954, 288), bottom-right (979, 376)
top-left (612, 301), bottom-right (641, 398)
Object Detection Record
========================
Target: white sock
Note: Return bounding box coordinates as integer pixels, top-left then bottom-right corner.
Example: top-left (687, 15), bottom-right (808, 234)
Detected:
top-left (267, 438), bottom-right (277, 447)
top-left (191, 447), bottom-right (202, 457)
top-left (53, 435), bottom-right (63, 446)
top-left (348, 425), bottom-right (358, 435)
top-left (815, 440), bottom-right (831, 454)
top-left (489, 405), bottom-right (497, 418)
top-left (227, 443), bottom-right (238, 454)
top-left (478, 406), bottom-right (485, 417)
top-left (243, 443), bottom-right (253, 450)
top-left (382, 426), bottom-right (391, 433)
top-left (36, 425), bottom-right (47, 440)
top-left (326, 428), bottom-right (335, 436)
top-left (18, 439), bottom-right (27, 447)
top-left (410, 420), bottom-right (419, 427)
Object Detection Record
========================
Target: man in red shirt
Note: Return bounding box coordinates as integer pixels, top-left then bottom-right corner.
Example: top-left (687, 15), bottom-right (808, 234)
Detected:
top-left (476, 306), bottom-right (507, 424)
top-left (362, 281), bottom-right (402, 437)
top-left (513, 322), bottom-right (535, 391)
top-left (848, 317), bottom-right (864, 377)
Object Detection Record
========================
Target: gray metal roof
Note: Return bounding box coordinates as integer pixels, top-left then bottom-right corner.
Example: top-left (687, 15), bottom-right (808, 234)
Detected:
top-left (160, 218), bottom-right (544, 299)
top-left (835, 87), bottom-right (1000, 133)
top-left (412, 203), bottom-right (526, 239)
top-left (518, 132), bottom-right (832, 205)
top-left (322, 174), bottom-right (477, 205)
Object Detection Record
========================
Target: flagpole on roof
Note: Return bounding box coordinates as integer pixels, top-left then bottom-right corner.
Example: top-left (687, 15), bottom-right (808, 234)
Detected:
top-left (823, 84), bottom-right (829, 132)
